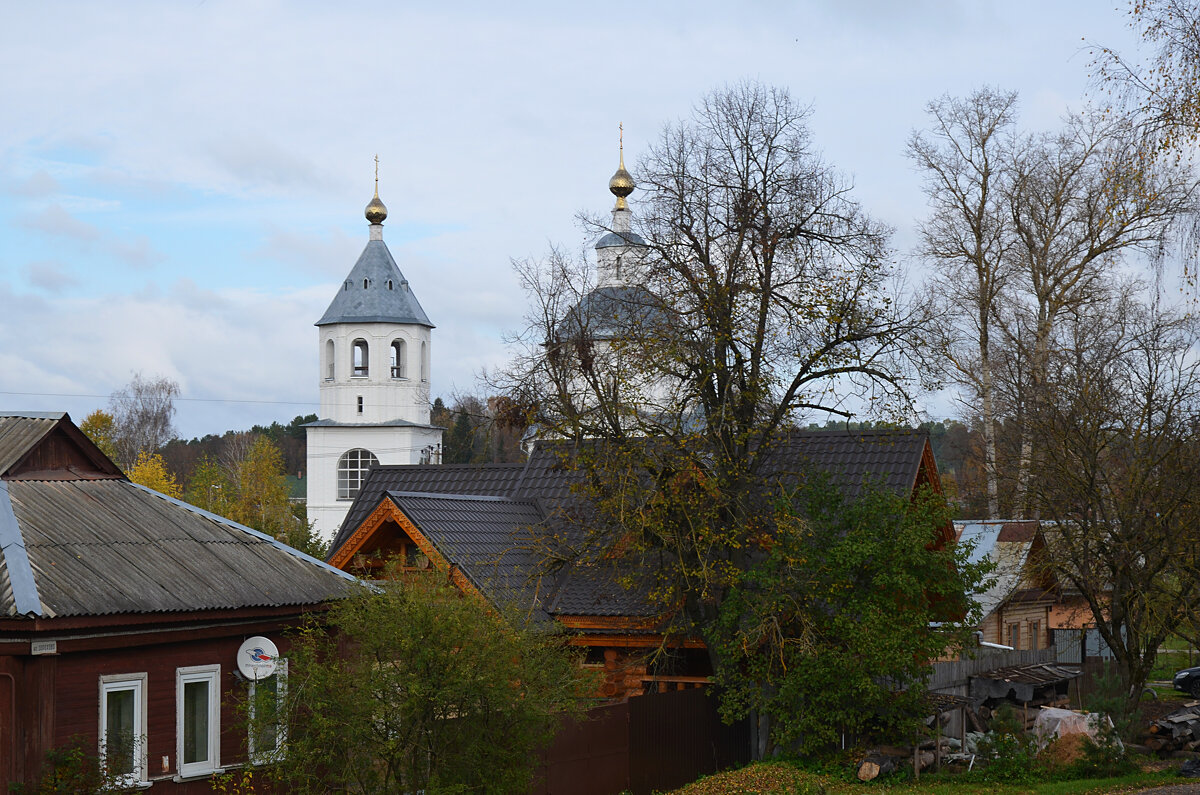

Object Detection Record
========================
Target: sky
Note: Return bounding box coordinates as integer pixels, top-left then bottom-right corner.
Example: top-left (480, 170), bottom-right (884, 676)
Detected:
top-left (0, 1), bottom-right (1147, 439)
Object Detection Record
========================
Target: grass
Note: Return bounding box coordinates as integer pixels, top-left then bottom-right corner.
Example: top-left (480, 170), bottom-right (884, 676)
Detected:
top-left (667, 760), bottom-right (1177, 795)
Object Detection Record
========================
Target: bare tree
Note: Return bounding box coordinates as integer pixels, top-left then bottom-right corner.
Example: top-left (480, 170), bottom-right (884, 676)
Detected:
top-left (1028, 291), bottom-right (1200, 711)
top-left (1093, 0), bottom-right (1200, 157)
top-left (909, 87), bottom-right (1019, 518)
top-left (497, 84), bottom-right (955, 756)
top-left (1004, 110), bottom-right (1197, 513)
top-left (109, 372), bottom-right (180, 469)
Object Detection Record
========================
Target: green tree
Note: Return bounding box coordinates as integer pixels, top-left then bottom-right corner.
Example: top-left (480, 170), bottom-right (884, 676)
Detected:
top-left (126, 452), bottom-right (182, 498)
top-left (261, 574), bottom-right (586, 794)
top-left (184, 437), bottom-right (325, 558)
top-left (79, 409), bottom-right (118, 462)
top-left (712, 481), bottom-right (987, 755)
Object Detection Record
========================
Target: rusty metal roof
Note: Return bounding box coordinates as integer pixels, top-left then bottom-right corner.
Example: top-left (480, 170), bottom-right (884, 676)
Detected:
top-left (974, 662), bottom-right (1083, 686)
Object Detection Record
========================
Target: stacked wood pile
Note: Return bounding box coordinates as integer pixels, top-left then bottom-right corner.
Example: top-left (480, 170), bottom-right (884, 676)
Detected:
top-left (1145, 702), bottom-right (1200, 753)
top-left (855, 738), bottom-right (959, 781)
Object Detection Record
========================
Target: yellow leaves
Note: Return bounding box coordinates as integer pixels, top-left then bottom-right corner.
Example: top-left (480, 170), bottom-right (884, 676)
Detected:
top-left (126, 452), bottom-right (182, 498)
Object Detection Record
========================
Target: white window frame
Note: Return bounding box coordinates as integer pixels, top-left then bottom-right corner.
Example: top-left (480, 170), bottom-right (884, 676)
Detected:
top-left (248, 658), bottom-right (288, 763)
top-left (337, 448), bottom-right (379, 500)
top-left (176, 664), bottom-right (221, 778)
top-left (99, 673), bottom-right (148, 786)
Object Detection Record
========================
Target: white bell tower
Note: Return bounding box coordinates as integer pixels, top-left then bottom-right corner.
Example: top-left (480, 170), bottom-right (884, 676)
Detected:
top-left (306, 172), bottom-right (443, 540)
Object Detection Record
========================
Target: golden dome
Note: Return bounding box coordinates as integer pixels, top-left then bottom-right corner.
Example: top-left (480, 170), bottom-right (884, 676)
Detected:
top-left (365, 190), bottom-right (387, 225)
top-left (608, 125), bottom-right (635, 210)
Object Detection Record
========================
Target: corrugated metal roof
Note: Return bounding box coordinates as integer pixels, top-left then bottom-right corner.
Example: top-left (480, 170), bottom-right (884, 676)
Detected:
top-left (4, 479), bottom-right (355, 618)
top-left (0, 413), bottom-right (62, 475)
top-left (956, 521), bottom-right (1039, 620)
top-left (974, 662), bottom-right (1083, 686)
top-left (316, 239), bottom-right (433, 327)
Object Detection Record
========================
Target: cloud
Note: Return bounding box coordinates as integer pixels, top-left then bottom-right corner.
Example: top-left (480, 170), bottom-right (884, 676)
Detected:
top-left (19, 202), bottom-right (164, 269)
top-left (22, 203), bottom-right (101, 242)
top-left (253, 225), bottom-right (361, 279)
top-left (5, 169), bottom-right (60, 198)
top-left (24, 260), bottom-right (79, 292)
top-left (206, 138), bottom-right (341, 194)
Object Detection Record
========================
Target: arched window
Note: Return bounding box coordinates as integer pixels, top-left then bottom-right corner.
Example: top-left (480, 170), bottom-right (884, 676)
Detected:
top-left (352, 339), bottom-right (368, 377)
top-left (325, 339), bottom-right (335, 381)
top-left (337, 448), bottom-right (379, 500)
top-left (420, 341), bottom-right (428, 382)
top-left (390, 339), bottom-right (407, 378)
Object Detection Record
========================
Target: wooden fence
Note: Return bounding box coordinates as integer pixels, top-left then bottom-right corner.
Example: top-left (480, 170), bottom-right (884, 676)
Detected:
top-left (534, 688), bottom-right (749, 795)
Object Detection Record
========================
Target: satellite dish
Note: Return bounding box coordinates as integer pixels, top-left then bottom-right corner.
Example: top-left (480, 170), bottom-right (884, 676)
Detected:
top-left (237, 636), bottom-right (279, 680)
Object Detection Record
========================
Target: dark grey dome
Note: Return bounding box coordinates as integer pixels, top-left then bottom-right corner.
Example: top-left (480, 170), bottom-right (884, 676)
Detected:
top-left (553, 285), bottom-right (673, 342)
top-left (595, 230), bottom-right (647, 249)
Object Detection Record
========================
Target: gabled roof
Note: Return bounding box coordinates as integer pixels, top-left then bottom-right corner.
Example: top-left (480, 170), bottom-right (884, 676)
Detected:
top-left (956, 520), bottom-right (1047, 621)
top-left (0, 413), bottom-right (61, 474)
top-left (0, 412), bottom-right (121, 479)
top-left (386, 491), bottom-right (551, 620)
top-left (759, 428), bottom-right (935, 499)
top-left (331, 463), bottom-right (526, 554)
top-left (316, 239), bottom-right (433, 327)
top-left (0, 412), bottom-right (355, 619)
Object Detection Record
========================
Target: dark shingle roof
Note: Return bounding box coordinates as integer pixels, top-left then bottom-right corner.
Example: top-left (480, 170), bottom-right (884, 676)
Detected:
top-left (547, 565), bottom-right (659, 618)
top-left (2, 480), bottom-right (355, 618)
top-left (329, 463), bottom-right (527, 555)
top-left (328, 428), bottom-right (936, 623)
top-left (387, 492), bottom-right (552, 620)
top-left (759, 429), bottom-right (929, 499)
top-left (316, 239), bottom-right (433, 327)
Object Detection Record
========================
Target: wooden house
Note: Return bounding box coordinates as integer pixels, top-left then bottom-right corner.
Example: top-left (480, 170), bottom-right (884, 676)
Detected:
top-left (0, 412), bottom-right (355, 790)
top-left (327, 428), bottom-right (945, 699)
top-left (956, 520), bottom-right (1056, 651)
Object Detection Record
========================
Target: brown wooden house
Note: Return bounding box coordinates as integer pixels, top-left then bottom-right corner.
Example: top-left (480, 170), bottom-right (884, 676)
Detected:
top-left (0, 412), bottom-right (355, 790)
top-left (327, 428), bottom-right (946, 699)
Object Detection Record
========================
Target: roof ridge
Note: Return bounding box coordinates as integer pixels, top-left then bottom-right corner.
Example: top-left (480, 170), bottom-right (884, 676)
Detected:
top-left (387, 490), bottom-right (533, 504)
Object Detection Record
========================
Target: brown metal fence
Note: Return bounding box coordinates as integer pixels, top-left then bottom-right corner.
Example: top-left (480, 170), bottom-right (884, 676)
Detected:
top-left (535, 688), bottom-right (750, 795)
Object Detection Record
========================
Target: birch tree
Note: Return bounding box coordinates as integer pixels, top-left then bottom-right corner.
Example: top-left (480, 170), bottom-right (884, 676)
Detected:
top-left (909, 87), bottom-right (1019, 518)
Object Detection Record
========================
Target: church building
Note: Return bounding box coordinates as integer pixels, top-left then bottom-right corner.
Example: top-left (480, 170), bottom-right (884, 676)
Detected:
top-left (306, 184), bottom-right (444, 539)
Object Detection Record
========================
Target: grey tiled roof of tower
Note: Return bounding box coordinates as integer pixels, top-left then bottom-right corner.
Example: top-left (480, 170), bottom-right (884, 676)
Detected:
top-left (315, 240), bottom-right (433, 327)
